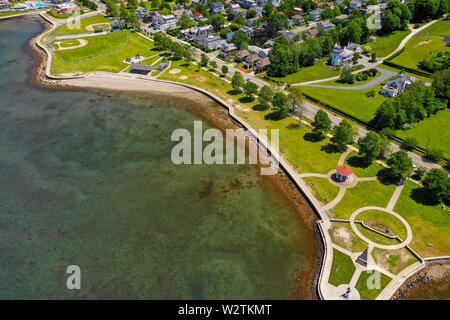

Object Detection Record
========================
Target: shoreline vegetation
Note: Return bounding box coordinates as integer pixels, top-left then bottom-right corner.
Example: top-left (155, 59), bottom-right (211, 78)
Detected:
top-left (21, 13), bottom-right (450, 300)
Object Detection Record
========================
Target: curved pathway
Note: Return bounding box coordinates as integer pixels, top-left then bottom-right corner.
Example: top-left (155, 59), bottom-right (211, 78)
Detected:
top-left (300, 67), bottom-right (397, 90)
top-left (349, 206), bottom-right (413, 250)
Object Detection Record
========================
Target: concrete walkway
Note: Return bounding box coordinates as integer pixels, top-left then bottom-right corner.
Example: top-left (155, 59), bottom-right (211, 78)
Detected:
top-left (386, 183), bottom-right (405, 211)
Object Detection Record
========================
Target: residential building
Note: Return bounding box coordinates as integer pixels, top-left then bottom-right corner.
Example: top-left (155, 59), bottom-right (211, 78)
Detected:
top-left (282, 30), bottom-right (302, 43)
top-left (291, 15), bottom-right (304, 26)
top-left (227, 4), bottom-right (241, 15)
top-left (248, 45), bottom-right (269, 58)
top-left (303, 28), bottom-right (318, 38)
top-left (210, 2), bottom-right (225, 14)
top-left (349, 0), bottom-right (362, 9)
top-left (235, 49), bottom-right (250, 62)
top-left (204, 35), bottom-right (223, 51)
top-left (254, 58), bottom-right (270, 74)
top-left (193, 11), bottom-right (208, 22)
top-left (219, 43), bottom-right (238, 59)
top-left (317, 20), bottom-right (336, 31)
top-left (263, 39), bottom-right (273, 48)
top-left (309, 8), bottom-right (323, 21)
top-left (243, 53), bottom-right (260, 69)
top-left (136, 7), bottom-right (151, 23)
top-left (152, 14), bottom-right (177, 30)
top-left (240, 0), bottom-right (256, 9)
top-left (334, 14), bottom-right (349, 22)
top-left (293, 7), bottom-right (303, 15)
top-left (183, 25), bottom-right (215, 44)
top-left (330, 43), bottom-right (361, 66)
top-left (381, 73), bottom-right (418, 97)
top-left (0, 0), bottom-right (10, 10)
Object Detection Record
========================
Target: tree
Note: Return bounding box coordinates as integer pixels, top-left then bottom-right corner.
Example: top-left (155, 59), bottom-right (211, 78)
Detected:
top-left (246, 9), bottom-right (256, 19)
top-left (151, 0), bottom-right (161, 10)
top-left (425, 148), bottom-right (443, 162)
top-left (258, 85), bottom-right (274, 108)
top-left (422, 169), bottom-right (450, 202)
top-left (221, 65), bottom-right (228, 75)
top-left (106, 1), bottom-right (119, 18)
top-left (231, 30), bottom-right (250, 48)
top-left (243, 81), bottom-right (258, 98)
top-left (200, 54), bottom-right (209, 67)
top-left (263, 2), bottom-right (274, 19)
top-left (321, 7), bottom-right (335, 20)
top-left (358, 132), bottom-right (384, 165)
top-left (233, 15), bottom-right (246, 26)
top-left (209, 60), bottom-right (217, 69)
top-left (231, 72), bottom-right (244, 92)
top-left (432, 69), bottom-right (450, 100)
top-left (402, 137), bottom-right (419, 150)
top-left (266, 12), bottom-right (289, 34)
top-left (211, 14), bottom-right (225, 31)
top-left (370, 52), bottom-right (377, 62)
top-left (332, 120), bottom-right (357, 151)
top-left (180, 14), bottom-right (195, 29)
top-left (386, 150), bottom-right (413, 182)
top-left (371, 100), bottom-right (396, 129)
top-left (312, 110), bottom-right (331, 139)
top-left (288, 87), bottom-right (304, 127)
top-left (340, 65), bottom-right (354, 84)
top-left (272, 92), bottom-right (291, 118)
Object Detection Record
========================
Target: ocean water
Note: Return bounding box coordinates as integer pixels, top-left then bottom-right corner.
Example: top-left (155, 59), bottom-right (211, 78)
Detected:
top-left (0, 17), bottom-right (317, 299)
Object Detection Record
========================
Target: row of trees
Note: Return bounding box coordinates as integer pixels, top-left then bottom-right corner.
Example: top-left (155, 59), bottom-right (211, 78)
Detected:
top-left (371, 80), bottom-right (447, 131)
top-left (154, 33), bottom-right (194, 61)
top-left (419, 51), bottom-right (450, 73)
top-left (407, 0), bottom-right (449, 22)
top-left (381, 0), bottom-right (412, 34)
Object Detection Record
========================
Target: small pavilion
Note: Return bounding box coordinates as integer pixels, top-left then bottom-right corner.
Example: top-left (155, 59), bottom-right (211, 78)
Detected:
top-left (335, 165), bottom-right (353, 182)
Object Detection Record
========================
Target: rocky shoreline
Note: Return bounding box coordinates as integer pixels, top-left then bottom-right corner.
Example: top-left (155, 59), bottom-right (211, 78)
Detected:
top-left (391, 260), bottom-right (450, 300)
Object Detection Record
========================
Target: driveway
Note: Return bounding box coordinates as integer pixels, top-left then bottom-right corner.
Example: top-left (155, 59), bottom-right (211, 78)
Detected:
top-left (299, 67), bottom-right (397, 90)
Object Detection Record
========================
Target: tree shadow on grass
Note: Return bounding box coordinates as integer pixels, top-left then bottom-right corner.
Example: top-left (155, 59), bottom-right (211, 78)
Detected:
top-left (303, 132), bottom-right (324, 142)
top-left (180, 63), bottom-right (190, 67)
top-left (409, 187), bottom-right (442, 206)
top-left (376, 168), bottom-right (399, 186)
top-left (227, 89), bottom-right (242, 96)
top-left (253, 104), bottom-right (269, 111)
top-left (169, 56), bottom-right (181, 62)
top-left (264, 111), bottom-right (285, 121)
top-left (287, 123), bottom-right (301, 130)
top-left (347, 155), bottom-right (370, 169)
top-left (320, 143), bottom-right (340, 154)
top-left (239, 96), bottom-right (254, 103)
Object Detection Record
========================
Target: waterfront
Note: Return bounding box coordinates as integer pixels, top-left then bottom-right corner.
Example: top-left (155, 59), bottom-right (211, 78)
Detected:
top-left (0, 16), bottom-right (319, 299)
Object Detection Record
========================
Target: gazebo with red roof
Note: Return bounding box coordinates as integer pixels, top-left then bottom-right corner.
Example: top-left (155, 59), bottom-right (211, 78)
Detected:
top-left (335, 165), bottom-right (353, 182)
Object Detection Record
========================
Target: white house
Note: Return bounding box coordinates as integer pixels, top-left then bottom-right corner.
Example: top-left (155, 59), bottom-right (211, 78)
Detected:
top-left (152, 14), bottom-right (177, 30)
top-left (204, 36), bottom-right (223, 51)
top-left (381, 73), bottom-right (418, 97)
top-left (309, 8), bottom-right (323, 21)
top-left (317, 20), bottom-right (336, 31)
top-left (330, 43), bottom-right (361, 66)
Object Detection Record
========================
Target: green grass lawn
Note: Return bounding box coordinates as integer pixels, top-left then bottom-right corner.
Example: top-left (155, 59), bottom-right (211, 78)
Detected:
top-left (395, 108), bottom-right (450, 160)
top-left (394, 181), bottom-right (450, 257)
top-left (390, 35), bottom-right (449, 72)
top-left (50, 31), bottom-right (164, 74)
top-left (379, 63), bottom-right (433, 82)
top-left (355, 270), bottom-right (391, 300)
top-left (328, 222), bottom-right (368, 253)
top-left (371, 247), bottom-right (417, 275)
top-left (0, 10), bottom-right (29, 17)
top-left (420, 19), bottom-right (450, 36)
top-left (356, 224), bottom-right (400, 245)
top-left (302, 84), bottom-right (388, 123)
top-left (330, 180), bottom-right (397, 220)
top-left (54, 31), bottom-right (128, 63)
top-left (344, 151), bottom-right (383, 178)
top-left (303, 177), bottom-right (340, 205)
top-left (52, 14), bottom-right (111, 35)
top-left (328, 249), bottom-right (356, 287)
top-left (367, 29), bottom-right (411, 58)
top-left (268, 58), bottom-right (339, 84)
top-left (357, 210), bottom-right (408, 240)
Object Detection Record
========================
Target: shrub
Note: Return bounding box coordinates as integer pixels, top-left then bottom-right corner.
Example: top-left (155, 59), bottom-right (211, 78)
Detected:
top-left (380, 127), bottom-right (395, 137)
top-left (362, 73), bottom-right (368, 81)
top-left (402, 137), bottom-right (419, 150)
top-left (365, 90), bottom-right (375, 98)
top-left (425, 149), bottom-right (443, 162)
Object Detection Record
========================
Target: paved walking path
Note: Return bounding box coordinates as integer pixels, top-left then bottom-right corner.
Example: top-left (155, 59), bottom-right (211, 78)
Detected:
top-left (386, 183), bottom-right (405, 211)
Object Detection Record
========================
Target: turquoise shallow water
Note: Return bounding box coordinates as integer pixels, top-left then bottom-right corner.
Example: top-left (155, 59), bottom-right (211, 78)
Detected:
top-left (0, 17), bottom-right (317, 299)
